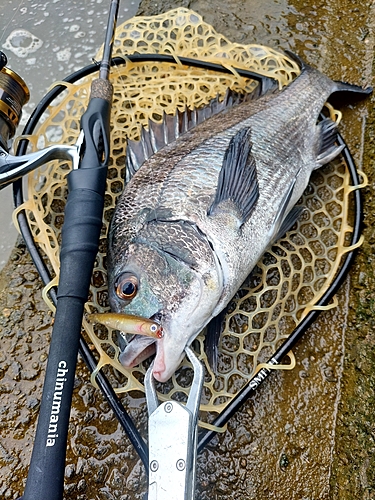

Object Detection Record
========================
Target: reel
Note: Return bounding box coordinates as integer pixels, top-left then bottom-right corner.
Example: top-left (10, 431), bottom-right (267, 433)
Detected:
top-left (0, 50), bottom-right (76, 191)
top-left (0, 51), bottom-right (29, 150)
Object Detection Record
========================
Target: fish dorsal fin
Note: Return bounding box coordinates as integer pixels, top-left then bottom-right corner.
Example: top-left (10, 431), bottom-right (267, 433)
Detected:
top-left (208, 127), bottom-right (259, 225)
top-left (126, 89), bottom-right (251, 178)
top-left (315, 118), bottom-right (344, 167)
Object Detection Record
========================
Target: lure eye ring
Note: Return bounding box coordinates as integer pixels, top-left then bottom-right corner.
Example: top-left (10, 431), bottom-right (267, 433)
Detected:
top-left (115, 273), bottom-right (138, 301)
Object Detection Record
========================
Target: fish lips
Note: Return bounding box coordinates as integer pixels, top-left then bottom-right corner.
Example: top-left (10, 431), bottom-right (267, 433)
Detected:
top-left (118, 311), bottom-right (162, 368)
top-left (118, 330), bottom-right (185, 383)
top-left (119, 334), bottom-right (157, 368)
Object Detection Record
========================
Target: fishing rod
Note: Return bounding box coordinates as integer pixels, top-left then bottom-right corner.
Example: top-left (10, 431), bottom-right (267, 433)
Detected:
top-left (17, 1), bottom-right (119, 499)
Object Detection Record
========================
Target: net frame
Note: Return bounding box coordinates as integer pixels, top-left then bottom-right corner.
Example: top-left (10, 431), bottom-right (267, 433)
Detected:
top-left (11, 8), bottom-right (365, 457)
top-left (12, 57), bottom-right (364, 448)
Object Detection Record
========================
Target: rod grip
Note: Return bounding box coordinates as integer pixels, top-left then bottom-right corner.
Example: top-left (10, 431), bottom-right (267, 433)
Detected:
top-left (57, 174), bottom-right (106, 300)
top-left (90, 78), bottom-right (113, 101)
top-left (22, 297), bottom-right (86, 500)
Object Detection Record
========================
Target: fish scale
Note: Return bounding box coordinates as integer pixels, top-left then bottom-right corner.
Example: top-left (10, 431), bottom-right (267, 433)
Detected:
top-left (107, 56), bottom-right (370, 382)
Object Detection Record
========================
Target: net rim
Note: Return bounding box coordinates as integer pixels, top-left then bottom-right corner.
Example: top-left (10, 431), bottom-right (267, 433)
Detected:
top-left (12, 56), bottom-right (363, 454)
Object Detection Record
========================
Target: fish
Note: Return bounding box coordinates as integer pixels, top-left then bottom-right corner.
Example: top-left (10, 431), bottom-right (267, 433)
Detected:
top-left (88, 312), bottom-right (163, 339)
top-left (107, 53), bottom-right (370, 383)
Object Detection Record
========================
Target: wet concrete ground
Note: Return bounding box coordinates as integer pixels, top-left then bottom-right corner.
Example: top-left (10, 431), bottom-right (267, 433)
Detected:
top-left (1, 0), bottom-right (375, 499)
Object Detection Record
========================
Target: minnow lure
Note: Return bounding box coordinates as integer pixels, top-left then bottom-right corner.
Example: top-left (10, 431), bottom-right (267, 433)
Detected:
top-left (88, 312), bottom-right (163, 339)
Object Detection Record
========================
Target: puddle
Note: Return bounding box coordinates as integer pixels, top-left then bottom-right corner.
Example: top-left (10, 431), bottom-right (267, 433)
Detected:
top-left (3, 29), bottom-right (43, 58)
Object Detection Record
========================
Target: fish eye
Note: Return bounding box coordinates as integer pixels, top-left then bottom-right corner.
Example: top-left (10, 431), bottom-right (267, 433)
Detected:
top-left (115, 273), bottom-right (138, 301)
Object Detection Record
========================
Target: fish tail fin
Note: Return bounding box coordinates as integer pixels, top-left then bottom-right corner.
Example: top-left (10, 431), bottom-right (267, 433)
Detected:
top-left (284, 51), bottom-right (372, 98)
top-left (332, 80), bottom-right (372, 96)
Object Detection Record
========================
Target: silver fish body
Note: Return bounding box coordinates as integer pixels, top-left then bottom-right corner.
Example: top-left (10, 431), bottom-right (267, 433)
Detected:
top-left (108, 58), bottom-right (369, 382)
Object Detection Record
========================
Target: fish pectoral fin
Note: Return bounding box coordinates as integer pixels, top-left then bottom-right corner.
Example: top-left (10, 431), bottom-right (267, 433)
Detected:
top-left (272, 205), bottom-right (305, 243)
top-left (208, 127), bottom-right (259, 225)
top-left (315, 118), bottom-right (345, 167)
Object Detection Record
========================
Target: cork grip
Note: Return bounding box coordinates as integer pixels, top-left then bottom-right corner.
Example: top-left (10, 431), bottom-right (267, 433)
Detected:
top-left (90, 78), bottom-right (113, 102)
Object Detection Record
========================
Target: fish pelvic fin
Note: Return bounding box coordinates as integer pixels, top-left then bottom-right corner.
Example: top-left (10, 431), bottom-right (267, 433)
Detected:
top-left (208, 127), bottom-right (259, 225)
top-left (125, 89), bottom-right (254, 179)
top-left (316, 118), bottom-right (345, 167)
top-left (205, 308), bottom-right (227, 373)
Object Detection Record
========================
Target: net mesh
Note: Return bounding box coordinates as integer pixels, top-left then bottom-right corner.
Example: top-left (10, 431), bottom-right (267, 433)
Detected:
top-left (14, 8), bottom-right (362, 421)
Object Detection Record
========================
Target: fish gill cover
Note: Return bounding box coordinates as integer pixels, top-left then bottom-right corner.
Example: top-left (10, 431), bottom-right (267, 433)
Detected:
top-left (13, 8), bottom-right (364, 424)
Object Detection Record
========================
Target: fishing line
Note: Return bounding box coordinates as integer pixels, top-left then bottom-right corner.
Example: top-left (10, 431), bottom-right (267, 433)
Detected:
top-left (0, 0), bottom-right (26, 45)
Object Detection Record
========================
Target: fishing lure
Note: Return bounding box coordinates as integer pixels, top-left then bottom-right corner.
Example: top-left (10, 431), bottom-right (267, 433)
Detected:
top-left (88, 312), bottom-right (163, 339)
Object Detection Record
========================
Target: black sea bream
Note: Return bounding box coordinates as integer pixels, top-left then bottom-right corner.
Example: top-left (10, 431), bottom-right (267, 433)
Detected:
top-left (107, 55), bottom-right (369, 382)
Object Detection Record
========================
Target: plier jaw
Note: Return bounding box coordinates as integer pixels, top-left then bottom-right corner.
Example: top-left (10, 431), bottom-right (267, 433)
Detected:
top-left (145, 346), bottom-right (204, 500)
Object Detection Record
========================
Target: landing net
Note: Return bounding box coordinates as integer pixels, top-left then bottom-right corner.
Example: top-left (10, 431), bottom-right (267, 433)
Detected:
top-left (14, 8), bottom-right (363, 423)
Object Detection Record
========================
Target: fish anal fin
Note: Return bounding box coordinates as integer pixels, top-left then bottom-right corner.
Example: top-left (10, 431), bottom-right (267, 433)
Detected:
top-left (316, 118), bottom-right (345, 167)
top-left (269, 170), bottom-right (300, 242)
top-left (272, 206), bottom-right (305, 243)
top-left (208, 127), bottom-right (259, 225)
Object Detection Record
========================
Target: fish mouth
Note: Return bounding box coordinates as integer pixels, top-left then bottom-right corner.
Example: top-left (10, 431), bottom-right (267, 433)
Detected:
top-left (152, 336), bottom-right (185, 383)
top-left (117, 310), bottom-right (186, 382)
top-left (119, 334), bottom-right (157, 368)
top-left (118, 328), bottom-right (181, 383)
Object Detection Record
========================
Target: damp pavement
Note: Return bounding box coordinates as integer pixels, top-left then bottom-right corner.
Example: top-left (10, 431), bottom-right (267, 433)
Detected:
top-left (1, 0), bottom-right (375, 499)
